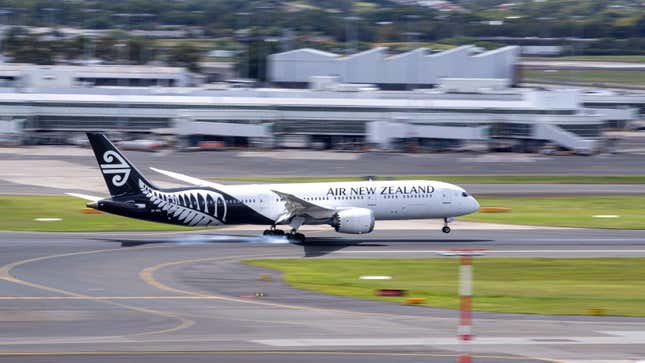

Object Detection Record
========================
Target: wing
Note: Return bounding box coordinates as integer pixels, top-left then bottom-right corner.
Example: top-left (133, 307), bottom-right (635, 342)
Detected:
top-left (271, 189), bottom-right (336, 224)
top-left (149, 167), bottom-right (226, 190)
top-left (65, 193), bottom-right (103, 202)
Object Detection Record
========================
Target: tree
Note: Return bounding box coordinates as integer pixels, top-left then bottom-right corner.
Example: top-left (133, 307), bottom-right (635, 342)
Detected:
top-left (94, 34), bottom-right (119, 61)
top-left (127, 37), bottom-right (155, 64)
top-left (59, 36), bottom-right (86, 60)
top-left (10, 35), bottom-right (55, 64)
top-left (167, 43), bottom-right (202, 72)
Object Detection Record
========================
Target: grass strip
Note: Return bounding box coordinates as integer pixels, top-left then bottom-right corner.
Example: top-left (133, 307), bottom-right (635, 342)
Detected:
top-left (0, 196), bottom-right (196, 232)
top-left (465, 195), bottom-right (645, 229)
top-left (246, 258), bottom-right (645, 316)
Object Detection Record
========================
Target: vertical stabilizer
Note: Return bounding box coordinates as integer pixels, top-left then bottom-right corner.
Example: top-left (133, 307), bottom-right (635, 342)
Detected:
top-left (86, 133), bottom-right (156, 197)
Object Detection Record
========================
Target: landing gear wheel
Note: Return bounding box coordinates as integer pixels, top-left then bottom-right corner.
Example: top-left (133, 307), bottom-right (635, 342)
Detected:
top-left (263, 228), bottom-right (285, 236)
top-left (287, 233), bottom-right (306, 243)
top-left (442, 226), bottom-right (451, 234)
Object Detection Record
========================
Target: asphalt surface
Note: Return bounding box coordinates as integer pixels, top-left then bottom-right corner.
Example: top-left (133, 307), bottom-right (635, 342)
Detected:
top-left (84, 150), bottom-right (645, 177)
top-left (64, 150), bottom-right (643, 177)
top-left (3, 147), bottom-right (645, 196)
top-left (3, 146), bottom-right (645, 178)
top-left (1, 228), bottom-right (644, 363)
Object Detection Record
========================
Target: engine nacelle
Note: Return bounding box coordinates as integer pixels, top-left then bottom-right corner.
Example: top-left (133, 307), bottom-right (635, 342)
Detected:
top-left (332, 208), bottom-right (375, 234)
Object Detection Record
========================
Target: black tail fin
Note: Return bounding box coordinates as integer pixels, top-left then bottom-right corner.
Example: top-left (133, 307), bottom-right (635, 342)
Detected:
top-left (86, 133), bottom-right (156, 198)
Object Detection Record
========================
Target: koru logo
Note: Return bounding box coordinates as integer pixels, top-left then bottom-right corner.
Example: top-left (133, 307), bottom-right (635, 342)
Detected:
top-left (100, 151), bottom-right (131, 187)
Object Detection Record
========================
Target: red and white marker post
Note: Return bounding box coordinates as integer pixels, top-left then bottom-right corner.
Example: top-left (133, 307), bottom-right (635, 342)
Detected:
top-left (439, 248), bottom-right (487, 363)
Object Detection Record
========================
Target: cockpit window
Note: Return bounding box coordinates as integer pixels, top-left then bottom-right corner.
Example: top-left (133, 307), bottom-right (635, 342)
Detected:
top-left (462, 192), bottom-right (469, 197)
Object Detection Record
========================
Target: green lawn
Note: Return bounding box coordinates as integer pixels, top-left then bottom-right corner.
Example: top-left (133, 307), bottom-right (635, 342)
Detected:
top-left (0, 196), bottom-right (196, 232)
top-left (523, 69), bottom-right (645, 86)
top-left (246, 258), bottom-right (645, 316)
top-left (465, 196), bottom-right (645, 229)
top-left (1, 194), bottom-right (644, 231)
top-left (212, 175), bottom-right (645, 184)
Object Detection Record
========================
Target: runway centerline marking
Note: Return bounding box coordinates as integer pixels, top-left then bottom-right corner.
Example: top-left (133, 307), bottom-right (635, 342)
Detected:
top-left (0, 245), bottom-right (196, 337)
top-left (253, 332), bottom-right (645, 347)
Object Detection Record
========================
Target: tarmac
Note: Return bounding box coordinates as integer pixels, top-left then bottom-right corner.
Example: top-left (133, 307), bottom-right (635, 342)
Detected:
top-left (2, 147), bottom-right (645, 196)
top-left (1, 145), bottom-right (645, 362)
top-left (0, 227), bottom-right (644, 363)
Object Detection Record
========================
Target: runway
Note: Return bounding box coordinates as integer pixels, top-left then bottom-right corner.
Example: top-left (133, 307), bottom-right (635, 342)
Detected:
top-left (0, 227), bottom-right (644, 363)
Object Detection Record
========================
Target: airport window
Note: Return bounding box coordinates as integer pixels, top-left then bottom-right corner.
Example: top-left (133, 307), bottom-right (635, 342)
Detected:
top-left (490, 123), bottom-right (531, 137)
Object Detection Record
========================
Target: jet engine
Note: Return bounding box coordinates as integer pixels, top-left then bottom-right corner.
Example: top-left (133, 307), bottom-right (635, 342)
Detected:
top-left (332, 208), bottom-right (375, 234)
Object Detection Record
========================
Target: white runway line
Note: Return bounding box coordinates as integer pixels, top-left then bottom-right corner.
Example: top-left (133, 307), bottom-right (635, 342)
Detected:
top-left (253, 331), bottom-right (645, 347)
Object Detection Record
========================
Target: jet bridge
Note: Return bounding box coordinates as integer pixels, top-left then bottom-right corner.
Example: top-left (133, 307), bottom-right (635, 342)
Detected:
top-left (534, 123), bottom-right (598, 155)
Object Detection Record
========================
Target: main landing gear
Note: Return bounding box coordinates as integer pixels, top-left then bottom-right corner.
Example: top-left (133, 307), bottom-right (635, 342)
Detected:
top-left (287, 232), bottom-right (305, 243)
top-left (442, 217), bottom-right (451, 234)
top-left (263, 226), bottom-right (305, 243)
top-left (263, 227), bottom-right (284, 236)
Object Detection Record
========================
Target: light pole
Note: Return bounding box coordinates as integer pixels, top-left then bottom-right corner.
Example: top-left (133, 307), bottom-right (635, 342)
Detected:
top-left (0, 9), bottom-right (11, 60)
top-left (236, 11), bottom-right (250, 80)
top-left (344, 16), bottom-right (361, 55)
top-left (403, 14), bottom-right (421, 51)
top-left (255, 4), bottom-right (275, 84)
top-left (43, 7), bottom-right (57, 29)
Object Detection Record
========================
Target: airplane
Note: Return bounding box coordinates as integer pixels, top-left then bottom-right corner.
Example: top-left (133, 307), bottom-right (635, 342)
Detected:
top-left (69, 133), bottom-right (480, 243)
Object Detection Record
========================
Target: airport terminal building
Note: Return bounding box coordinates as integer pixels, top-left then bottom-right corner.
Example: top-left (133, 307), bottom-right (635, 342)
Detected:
top-left (0, 45), bottom-right (641, 154)
top-left (268, 46), bottom-right (519, 89)
top-left (0, 85), bottom-right (638, 154)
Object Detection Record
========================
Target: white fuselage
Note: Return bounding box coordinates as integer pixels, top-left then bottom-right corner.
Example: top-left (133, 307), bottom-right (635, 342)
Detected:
top-left (222, 180), bottom-right (480, 225)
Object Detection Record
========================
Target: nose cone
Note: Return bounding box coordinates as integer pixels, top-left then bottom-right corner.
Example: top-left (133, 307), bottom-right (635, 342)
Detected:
top-left (86, 201), bottom-right (98, 209)
top-left (469, 196), bottom-right (480, 214)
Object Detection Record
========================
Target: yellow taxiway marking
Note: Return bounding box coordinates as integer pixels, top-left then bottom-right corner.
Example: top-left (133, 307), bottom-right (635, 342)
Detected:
top-left (0, 245), bottom-right (195, 337)
top-left (0, 350), bottom-right (561, 361)
top-left (139, 254), bottom-right (405, 317)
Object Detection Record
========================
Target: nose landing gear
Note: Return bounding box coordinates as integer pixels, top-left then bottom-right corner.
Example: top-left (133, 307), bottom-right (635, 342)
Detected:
top-left (442, 217), bottom-right (452, 234)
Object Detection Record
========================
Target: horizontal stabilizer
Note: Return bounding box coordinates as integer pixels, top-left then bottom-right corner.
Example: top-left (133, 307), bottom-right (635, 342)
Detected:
top-left (65, 193), bottom-right (103, 202)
